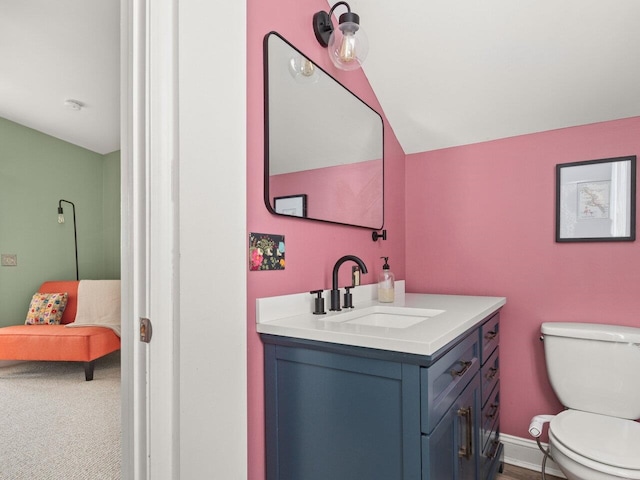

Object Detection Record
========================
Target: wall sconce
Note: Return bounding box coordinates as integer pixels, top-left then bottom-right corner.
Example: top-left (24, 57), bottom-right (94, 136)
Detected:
top-left (58, 199), bottom-right (79, 281)
top-left (313, 1), bottom-right (369, 71)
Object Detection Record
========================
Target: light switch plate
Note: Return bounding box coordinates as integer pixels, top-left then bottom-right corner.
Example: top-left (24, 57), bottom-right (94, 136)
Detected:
top-left (1, 254), bottom-right (17, 266)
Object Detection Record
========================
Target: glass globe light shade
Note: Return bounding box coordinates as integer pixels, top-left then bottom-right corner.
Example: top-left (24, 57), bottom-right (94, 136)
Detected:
top-left (327, 19), bottom-right (369, 71)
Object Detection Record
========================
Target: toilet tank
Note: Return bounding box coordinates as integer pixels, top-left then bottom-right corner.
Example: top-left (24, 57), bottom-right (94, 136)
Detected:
top-left (542, 322), bottom-right (640, 419)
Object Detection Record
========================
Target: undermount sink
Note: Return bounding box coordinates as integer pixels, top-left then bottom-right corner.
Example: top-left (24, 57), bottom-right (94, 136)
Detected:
top-left (324, 305), bottom-right (445, 329)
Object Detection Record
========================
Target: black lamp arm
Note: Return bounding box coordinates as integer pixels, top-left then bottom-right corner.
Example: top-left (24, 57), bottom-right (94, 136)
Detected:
top-left (329, 1), bottom-right (351, 17)
top-left (314, 1), bottom-right (353, 46)
top-left (58, 199), bottom-right (79, 281)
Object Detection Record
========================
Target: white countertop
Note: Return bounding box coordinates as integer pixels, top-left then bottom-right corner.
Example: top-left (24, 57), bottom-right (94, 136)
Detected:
top-left (256, 281), bottom-right (506, 356)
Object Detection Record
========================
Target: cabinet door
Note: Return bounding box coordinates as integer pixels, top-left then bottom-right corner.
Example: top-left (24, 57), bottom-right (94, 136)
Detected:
top-left (423, 373), bottom-right (480, 480)
top-left (265, 344), bottom-right (420, 480)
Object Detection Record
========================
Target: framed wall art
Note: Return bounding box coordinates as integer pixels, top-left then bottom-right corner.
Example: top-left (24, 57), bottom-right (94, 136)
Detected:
top-left (556, 155), bottom-right (636, 242)
top-left (274, 194), bottom-right (307, 218)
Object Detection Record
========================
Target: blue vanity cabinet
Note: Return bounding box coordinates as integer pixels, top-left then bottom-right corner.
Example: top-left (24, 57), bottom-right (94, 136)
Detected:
top-left (479, 313), bottom-right (504, 479)
top-left (422, 373), bottom-right (481, 480)
top-left (263, 341), bottom-right (422, 480)
top-left (262, 311), bottom-right (503, 480)
top-left (420, 329), bottom-right (481, 480)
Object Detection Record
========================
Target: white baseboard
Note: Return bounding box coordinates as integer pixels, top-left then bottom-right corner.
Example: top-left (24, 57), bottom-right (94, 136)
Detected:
top-left (501, 433), bottom-right (566, 478)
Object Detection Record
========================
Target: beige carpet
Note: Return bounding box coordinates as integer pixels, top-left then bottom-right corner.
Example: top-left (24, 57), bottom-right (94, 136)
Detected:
top-left (0, 351), bottom-right (120, 479)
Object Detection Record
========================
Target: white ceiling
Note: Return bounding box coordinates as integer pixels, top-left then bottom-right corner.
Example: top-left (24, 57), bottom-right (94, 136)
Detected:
top-left (0, 0), bottom-right (120, 155)
top-left (1, 1), bottom-right (639, 155)
top-left (356, 0), bottom-right (640, 153)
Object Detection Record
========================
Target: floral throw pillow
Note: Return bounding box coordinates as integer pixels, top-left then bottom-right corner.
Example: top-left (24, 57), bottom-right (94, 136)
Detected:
top-left (25, 292), bottom-right (69, 325)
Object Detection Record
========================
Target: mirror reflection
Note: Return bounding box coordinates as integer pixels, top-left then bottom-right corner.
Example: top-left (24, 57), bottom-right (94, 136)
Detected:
top-left (264, 32), bottom-right (384, 229)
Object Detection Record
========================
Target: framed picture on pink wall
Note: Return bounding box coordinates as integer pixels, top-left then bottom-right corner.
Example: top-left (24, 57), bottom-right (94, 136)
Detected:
top-left (274, 194), bottom-right (307, 218)
top-left (556, 156), bottom-right (636, 242)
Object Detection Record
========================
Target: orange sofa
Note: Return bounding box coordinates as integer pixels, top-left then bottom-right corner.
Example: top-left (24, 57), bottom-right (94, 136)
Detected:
top-left (0, 281), bottom-right (121, 381)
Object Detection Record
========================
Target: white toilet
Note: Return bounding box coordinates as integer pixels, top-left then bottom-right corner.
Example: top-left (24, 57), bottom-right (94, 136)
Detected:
top-left (541, 322), bottom-right (640, 480)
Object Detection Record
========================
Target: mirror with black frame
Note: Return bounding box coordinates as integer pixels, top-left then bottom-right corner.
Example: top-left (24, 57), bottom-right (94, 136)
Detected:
top-left (264, 32), bottom-right (384, 229)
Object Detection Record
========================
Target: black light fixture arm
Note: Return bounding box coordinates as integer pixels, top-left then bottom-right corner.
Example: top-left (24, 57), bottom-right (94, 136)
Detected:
top-left (313, 1), bottom-right (354, 47)
top-left (329, 1), bottom-right (351, 17)
top-left (58, 199), bottom-right (79, 281)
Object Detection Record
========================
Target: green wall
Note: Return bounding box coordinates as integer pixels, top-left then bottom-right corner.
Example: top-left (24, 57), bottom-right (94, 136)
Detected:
top-left (0, 117), bottom-right (120, 327)
top-left (102, 150), bottom-right (121, 280)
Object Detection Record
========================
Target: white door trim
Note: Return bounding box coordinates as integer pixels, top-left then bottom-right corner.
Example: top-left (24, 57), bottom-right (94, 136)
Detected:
top-left (122, 0), bottom-right (247, 477)
top-left (146, 0), bottom-right (180, 476)
top-left (121, 0), bottom-right (180, 477)
top-left (119, 0), bottom-right (143, 476)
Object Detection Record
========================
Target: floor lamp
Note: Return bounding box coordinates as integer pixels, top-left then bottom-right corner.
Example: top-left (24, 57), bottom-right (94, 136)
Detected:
top-left (57, 199), bottom-right (79, 281)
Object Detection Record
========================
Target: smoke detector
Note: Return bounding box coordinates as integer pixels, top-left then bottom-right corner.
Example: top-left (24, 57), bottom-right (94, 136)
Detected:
top-left (64, 99), bottom-right (84, 111)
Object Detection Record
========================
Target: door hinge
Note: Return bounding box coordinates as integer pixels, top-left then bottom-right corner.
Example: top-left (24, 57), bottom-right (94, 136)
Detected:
top-left (140, 317), bottom-right (153, 343)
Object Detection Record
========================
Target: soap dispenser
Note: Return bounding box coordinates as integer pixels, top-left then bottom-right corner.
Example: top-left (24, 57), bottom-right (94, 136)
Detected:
top-left (378, 257), bottom-right (395, 303)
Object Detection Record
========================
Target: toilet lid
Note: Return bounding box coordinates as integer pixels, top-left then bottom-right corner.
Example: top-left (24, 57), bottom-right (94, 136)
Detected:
top-left (550, 410), bottom-right (640, 471)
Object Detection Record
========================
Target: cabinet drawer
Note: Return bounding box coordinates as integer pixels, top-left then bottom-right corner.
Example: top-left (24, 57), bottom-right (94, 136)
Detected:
top-left (481, 312), bottom-right (500, 365)
top-left (481, 384), bottom-right (499, 451)
top-left (481, 426), bottom-right (501, 480)
top-left (420, 332), bottom-right (479, 434)
top-left (481, 348), bottom-right (499, 407)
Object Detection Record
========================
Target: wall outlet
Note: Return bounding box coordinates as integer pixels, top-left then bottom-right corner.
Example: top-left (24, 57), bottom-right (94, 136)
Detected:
top-left (1, 254), bottom-right (17, 266)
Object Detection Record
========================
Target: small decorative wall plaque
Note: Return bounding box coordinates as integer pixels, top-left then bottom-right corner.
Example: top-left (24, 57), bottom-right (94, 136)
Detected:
top-left (249, 233), bottom-right (285, 271)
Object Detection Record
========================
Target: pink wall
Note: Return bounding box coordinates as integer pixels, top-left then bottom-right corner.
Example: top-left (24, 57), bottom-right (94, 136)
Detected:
top-left (405, 116), bottom-right (640, 441)
top-left (270, 159), bottom-right (383, 227)
top-left (247, 1), bottom-right (406, 478)
top-left (248, 2), bottom-right (639, 475)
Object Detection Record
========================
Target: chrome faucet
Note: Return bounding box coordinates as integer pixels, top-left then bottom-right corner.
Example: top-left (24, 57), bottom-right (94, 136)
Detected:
top-left (330, 255), bottom-right (368, 311)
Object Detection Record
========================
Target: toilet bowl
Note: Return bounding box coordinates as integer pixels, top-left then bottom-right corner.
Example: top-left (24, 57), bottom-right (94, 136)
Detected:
top-left (548, 410), bottom-right (640, 480)
top-left (539, 322), bottom-right (640, 480)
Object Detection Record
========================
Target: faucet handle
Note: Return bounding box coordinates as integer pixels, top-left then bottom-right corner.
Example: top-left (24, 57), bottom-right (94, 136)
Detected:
top-left (343, 287), bottom-right (354, 309)
top-left (330, 288), bottom-right (341, 311)
top-left (310, 290), bottom-right (326, 315)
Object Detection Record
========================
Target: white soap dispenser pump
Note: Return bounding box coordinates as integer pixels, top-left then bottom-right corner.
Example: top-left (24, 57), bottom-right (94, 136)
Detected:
top-left (378, 257), bottom-right (395, 303)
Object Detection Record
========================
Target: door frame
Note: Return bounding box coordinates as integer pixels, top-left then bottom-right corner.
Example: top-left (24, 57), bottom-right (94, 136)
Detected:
top-left (120, 0), bottom-right (247, 478)
top-left (120, 0), bottom-right (180, 477)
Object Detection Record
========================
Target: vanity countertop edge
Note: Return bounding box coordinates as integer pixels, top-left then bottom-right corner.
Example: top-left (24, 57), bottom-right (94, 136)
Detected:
top-left (256, 281), bottom-right (506, 357)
